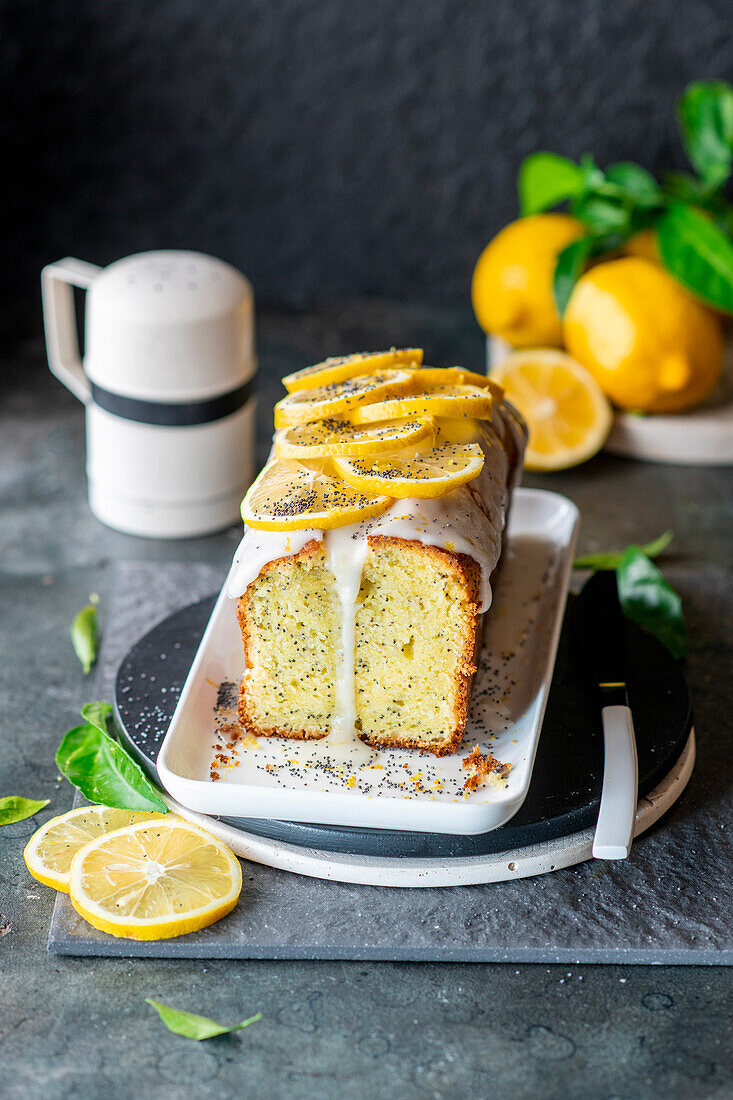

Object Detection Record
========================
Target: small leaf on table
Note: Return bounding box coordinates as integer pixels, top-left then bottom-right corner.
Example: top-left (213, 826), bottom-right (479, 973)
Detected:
top-left (616, 547), bottom-right (687, 659)
top-left (574, 531), bottom-right (673, 570)
top-left (145, 999), bottom-right (261, 1041)
top-left (0, 796), bottom-right (50, 827)
top-left (56, 705), bottom-right (168, 813)
top-left (71, 603), bottom-right (99, 675)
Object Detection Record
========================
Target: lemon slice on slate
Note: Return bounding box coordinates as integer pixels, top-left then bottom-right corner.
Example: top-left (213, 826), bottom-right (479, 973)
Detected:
top-left (68, 818), bottom-right (242, 940)
top-left (242, 458), bottom-right (391, 530)
top-left (282, 348), bottom-right (423, 393)
top-left (274, 416), bottom-right (435, 459)
top-left (490, 349), bottom-right (612, 471)
top-left (349, 384), bottom-right (493, 425)
top-left (332, 443), bottom-right (485, 499)
top-left (24, 806), bottom-right (166, 893)
top-left (274, 369), bottom-right (417, 428)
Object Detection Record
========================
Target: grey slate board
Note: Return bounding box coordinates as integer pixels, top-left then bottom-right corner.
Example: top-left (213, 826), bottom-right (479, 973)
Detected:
top-left (49, 562), bottom-right (733, 963)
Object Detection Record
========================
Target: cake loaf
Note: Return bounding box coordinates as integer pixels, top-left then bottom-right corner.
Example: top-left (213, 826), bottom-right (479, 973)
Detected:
top-left (227, 352), bottom-right (527, 756)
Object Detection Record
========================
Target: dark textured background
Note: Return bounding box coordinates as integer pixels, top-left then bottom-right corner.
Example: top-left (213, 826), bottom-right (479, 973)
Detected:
top-left (4, 0), bottom-right (733, 327)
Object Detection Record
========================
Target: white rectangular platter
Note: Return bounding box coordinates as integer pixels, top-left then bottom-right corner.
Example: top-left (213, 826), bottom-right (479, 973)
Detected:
top-left (158, 488), bottom-right (579, 835)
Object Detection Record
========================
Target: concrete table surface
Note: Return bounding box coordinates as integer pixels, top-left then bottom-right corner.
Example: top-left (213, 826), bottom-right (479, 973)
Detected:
top-left (2, 303), bottom-right (732, 1099)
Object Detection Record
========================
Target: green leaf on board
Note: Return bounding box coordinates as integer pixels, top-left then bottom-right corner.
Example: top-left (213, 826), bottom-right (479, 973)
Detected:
top-left (574, 531), bottom-right (674, 571)
top-left (616, 547), bottom-right (687, 659)
top-left (71, 603), bottom-right (99, 675)
top-left (56, 706), bottom-right (168, 813)
top-left (552, 236), bottom-right (594, 316)
top-left (677, 80), bottom-right (733, 187)
top-left (657, 202), bottom-right (733, 313)
top-left (0, 796), bottom-right (50, 827)
top-left (145, 1000), bottom-right (261, 1041)
top-left (80, 701), bottom-right (112, 735)
top-left (518, 152), bottom-right (585, 215)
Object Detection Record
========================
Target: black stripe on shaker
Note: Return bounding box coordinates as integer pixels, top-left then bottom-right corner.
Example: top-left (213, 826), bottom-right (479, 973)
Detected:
top-left (90, 377), bottom-right (255, 426)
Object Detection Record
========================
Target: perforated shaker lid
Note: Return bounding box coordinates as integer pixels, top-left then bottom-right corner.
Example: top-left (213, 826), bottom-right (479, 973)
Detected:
top-left (84, 251), bottom-right (256, 402)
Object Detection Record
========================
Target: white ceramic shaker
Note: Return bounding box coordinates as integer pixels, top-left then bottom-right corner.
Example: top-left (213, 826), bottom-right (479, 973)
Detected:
top-left (41, 250), bottom-right (256, 538)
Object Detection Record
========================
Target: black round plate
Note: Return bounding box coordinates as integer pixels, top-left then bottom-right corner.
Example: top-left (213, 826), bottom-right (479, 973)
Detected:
top-left (114, 594), bottom-right (692, 859)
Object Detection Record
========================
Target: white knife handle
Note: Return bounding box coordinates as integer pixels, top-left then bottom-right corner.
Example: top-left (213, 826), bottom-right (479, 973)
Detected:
top-left (592, 704), bottom-right (639, 860)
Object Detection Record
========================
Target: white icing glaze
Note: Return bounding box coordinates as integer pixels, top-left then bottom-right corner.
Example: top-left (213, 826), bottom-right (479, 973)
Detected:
top-left (226, 527), bottom-right (322, 599)
top-left (226, 400), bottom-right (527, 741)
top-left (324, 524), bottom-right (369, 744)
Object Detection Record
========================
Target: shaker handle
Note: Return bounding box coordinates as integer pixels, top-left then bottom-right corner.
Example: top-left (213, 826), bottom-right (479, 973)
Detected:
top-left (41, 258), bottom-right (102, 404)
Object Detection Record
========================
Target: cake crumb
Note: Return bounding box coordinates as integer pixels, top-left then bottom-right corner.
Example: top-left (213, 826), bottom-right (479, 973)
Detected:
top-left (462, 745), bottom-right (512, 791)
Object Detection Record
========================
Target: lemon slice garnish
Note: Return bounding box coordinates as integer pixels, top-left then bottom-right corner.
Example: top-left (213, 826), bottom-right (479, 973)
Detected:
top-left (274, 369), bottom-right (417, 428)
top-left (332, 443), bottom-right (485, 499)
top-left (349, 384), bottom-right (493, 425)
top-left (490, 349), bottom-right (612, 471)
top-left (24, 806), bottom-right (166, 893)
top-left (283, 348), bottom-right (423, 393)
top-left (274, 416), bottom-right (435, 459)
top-left (68, 818), bottom-right (242, 940)
top-left (242, 458), bottom-right (391, 530)
top-left (413, 367), bottom-right (504, 400)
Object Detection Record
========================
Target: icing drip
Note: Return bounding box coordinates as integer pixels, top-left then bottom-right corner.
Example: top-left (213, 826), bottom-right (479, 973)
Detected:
top-left (324, 525), bottom-right (369, 742)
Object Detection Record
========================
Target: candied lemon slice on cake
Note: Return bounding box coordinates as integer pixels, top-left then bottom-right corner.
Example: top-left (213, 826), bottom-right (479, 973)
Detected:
top-left (68, 817), bottom-right (242, 940)
top-left (274, 369), bottom-right (416, 428)
top-left (413, 367), bottom-right (504, 400)
top-left (349, 384), bottom-right (493, 425)
top-left (490, 349), bottom-right (612, 471)
top-left (24, 805), bottom-right (166, 893)
top-left (333, 443), bottom-right (484, 499)
top-left (283, 348), bottom-right (423, 393)
top-left (242, 458), bottom-right (391, 529)
top-left (274, 416), bottom-right (435, 459)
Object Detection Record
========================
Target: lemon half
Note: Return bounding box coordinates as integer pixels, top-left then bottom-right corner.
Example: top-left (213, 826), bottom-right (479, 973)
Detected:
top-left (490, 349), bottom-right (612, 471)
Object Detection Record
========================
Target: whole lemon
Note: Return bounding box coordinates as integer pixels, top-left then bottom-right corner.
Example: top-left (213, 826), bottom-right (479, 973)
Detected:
top-left (563, 257), bottom-right (723, 413)
top-left (471, 214), bottom-right (585, 347)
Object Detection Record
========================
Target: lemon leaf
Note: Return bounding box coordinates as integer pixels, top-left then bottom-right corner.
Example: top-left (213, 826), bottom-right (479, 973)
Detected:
top-left (518, 152), bottom-right (585, 216)
top-left (616, 548), bottom-right (687, 660)
top-left (145, 1000), bottom-right (261, 1041)
top-left (553, 237), bottom-right (594, 316)
top-left (71, 603), bottom-right (99, 675)
top-left (657, 202), bottom-right (733, 314)
top-left (80, 701), bottom-right (112, 735)
top-left (56, 705), bottom-right (168, 813)
top-left (0, 796), bottom-right (49, 827)
top-left (677, 80), bottom-right (733, 188)
top-left (574, 531), bottom-right (673, 570)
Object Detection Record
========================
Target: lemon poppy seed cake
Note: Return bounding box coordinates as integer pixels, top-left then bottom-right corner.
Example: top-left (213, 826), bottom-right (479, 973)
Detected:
top-left (227, 350), bottom-right (527, 756)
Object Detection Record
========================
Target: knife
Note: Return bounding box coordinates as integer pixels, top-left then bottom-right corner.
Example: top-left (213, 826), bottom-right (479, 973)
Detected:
top-left (576, 570), bottom-right (639, 860)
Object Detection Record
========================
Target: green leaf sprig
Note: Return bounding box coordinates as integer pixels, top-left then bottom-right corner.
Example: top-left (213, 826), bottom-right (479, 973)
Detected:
top-left (145, 999), bottom-right (261, 1041)
top-left (574, 532), bottom-right (686, 658)
top-left (71, 599), bottom-right (100, 675)
top-left (0, 796), bottom-right (50, 827)
top-left (518, 80), bottom-right (733, 315)
top-left (56, 702), bottom-right (168, 813)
